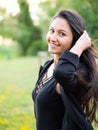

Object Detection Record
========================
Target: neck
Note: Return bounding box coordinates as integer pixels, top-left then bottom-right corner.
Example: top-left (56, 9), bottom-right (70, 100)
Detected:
top-left (46, 54), bottom-right (60, 78)
top-left (53, 54), bottom-right (60, 67)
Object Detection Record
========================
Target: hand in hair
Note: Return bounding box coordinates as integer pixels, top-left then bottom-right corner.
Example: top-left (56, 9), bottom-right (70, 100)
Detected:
top-left (70, 30), bottom-right (91, 57)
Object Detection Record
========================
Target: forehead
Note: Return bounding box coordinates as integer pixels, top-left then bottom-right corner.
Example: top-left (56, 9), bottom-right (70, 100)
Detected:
top-left (50, 17), bottom-right (71, 31)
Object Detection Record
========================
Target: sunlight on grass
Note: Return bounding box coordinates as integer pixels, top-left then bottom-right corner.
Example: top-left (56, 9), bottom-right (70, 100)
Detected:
top-left (0, 57), bottom-right (41, 130)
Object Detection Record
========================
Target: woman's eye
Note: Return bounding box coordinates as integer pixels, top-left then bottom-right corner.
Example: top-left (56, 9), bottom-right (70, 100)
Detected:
top-left (59, 32), bottom-right (65, 36)
top-left (49, 28), bottom-right (54, 33)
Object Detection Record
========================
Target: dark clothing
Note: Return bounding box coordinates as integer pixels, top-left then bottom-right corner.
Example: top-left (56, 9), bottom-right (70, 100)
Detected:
top-left (32, 60), bottom-right (65, 130)
top-left (32, 51), bottom-right (93, 130)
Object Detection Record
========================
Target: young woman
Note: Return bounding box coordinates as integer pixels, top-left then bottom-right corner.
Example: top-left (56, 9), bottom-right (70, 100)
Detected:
top-left (32, 9), bottom-right (98, 130)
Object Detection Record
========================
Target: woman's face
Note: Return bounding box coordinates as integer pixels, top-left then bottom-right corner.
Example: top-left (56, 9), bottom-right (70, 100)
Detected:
top-left (46, 17), bottom-right (73, 56)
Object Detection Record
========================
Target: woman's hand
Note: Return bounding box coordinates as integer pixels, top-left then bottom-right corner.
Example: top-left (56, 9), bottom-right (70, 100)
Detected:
top-left (75, 30), bottom-right (91, 51)
top-left (70, 30), bottom-right (91, 57)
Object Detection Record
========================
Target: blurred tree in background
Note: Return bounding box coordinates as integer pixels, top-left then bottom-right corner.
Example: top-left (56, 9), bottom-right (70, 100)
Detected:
top-left (16, 0), bottom-right (48, 56)
top-left (0, 0), bottom-right (47, 56)
top-left (14, 0), bottom-right (43, 56)
top-left (70, 0), bottom-right (98, 39)
top-left (0, 0), bottom-right (97, 57)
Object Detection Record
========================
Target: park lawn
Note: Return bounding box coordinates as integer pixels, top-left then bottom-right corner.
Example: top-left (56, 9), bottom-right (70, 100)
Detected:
top-left (0, 57), bottom-right (97, 130)
top-left (0, 57), bottom-right (41, 130)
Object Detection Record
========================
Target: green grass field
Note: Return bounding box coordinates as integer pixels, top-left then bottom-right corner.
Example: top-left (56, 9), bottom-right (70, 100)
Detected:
top-left (0, 57), bottom-right (41, 130)
top-left (0, 57), bottom-right (97, 130)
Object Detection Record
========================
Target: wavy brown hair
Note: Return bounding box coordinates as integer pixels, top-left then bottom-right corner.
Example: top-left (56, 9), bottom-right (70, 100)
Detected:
top-left (53, 9), bottom-right (98, 124)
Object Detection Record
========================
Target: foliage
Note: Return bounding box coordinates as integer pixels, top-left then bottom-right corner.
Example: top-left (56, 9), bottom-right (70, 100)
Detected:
top-left (0, 0), bottom-right (43, 56)
top-left (14, 0), bottom-right (42, 56)
top-left (0, 45), bottom-right (17, 59)
top-left (88, 0), bottom-right (98, 38)
top-left (27, 39), bottom-right (48, 55)
top-left (70, 0), bottom-right (98, 39)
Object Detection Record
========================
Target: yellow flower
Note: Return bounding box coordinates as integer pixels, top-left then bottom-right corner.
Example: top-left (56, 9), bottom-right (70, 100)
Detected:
top-left (0, 95), bottom-right (6, 103)
top-left (20, 126), bottom-right (31, 130)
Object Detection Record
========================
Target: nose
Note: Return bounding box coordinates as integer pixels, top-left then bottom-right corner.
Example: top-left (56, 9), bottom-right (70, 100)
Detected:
top-left (50, 33), bottom-right (57, 42)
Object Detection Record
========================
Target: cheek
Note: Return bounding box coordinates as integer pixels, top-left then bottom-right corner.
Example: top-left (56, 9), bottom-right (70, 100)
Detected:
top-left (46, 33), bottom-right (50, 43)
top-left (62, 38), bottom-right (73, 49)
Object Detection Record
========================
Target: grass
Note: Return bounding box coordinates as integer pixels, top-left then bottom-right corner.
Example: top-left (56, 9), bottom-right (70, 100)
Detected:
top-left (0, 56), bottom-right (97, 130)
top-left (0, 56), bottom-right (41, 130)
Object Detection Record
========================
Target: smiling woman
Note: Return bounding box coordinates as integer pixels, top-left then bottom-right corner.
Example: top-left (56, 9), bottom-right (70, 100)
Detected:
top-left (32, 9), bottom-right (98, 130)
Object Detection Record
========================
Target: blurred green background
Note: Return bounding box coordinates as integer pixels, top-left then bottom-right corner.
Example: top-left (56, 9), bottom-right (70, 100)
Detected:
top-left (0, 57), bottom-right (37, 130)
top-left (0, 0), bottom-right (98, 130)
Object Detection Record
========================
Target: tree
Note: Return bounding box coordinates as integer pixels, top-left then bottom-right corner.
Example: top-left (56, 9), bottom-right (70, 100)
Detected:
top-left (15, 0), bottom-right (42, 56)
top-left (0, 0), bottom-right (44, 56)
top-left (69, 0), bottom-right (98, 39)
top-left (88, 0), bottom-right (98, 39)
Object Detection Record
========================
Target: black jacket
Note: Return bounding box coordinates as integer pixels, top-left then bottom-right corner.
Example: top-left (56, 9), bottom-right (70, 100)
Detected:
top-left (53, 50), bottom-right (94, 130)
top-left (33, 50), bottom-right (94, 130)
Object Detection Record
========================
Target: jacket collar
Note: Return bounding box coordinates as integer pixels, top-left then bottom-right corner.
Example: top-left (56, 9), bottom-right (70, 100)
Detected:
top-left (37, 59), bottom-right (54, 84)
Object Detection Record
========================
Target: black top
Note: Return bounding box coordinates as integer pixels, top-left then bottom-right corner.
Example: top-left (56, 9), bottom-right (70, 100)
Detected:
top-left (32, 51), bottom-right (92, 130)
top-left (32, 61), bottom-right (65, 130)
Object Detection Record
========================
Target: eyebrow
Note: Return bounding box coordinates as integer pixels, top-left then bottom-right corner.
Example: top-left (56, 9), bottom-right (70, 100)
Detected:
top-left (59, 29), bottom-right (67, 33)
top-left (50, 26), bottom-right (67, 33)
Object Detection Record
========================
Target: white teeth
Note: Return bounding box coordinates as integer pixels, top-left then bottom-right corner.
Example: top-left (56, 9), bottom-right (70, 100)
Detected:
top-left (50, 43), bottom-right (59, 46)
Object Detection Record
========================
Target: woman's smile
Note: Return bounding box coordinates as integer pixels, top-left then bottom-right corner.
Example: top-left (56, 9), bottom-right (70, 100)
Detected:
top-left (49, 43), bottom-right (60, 49)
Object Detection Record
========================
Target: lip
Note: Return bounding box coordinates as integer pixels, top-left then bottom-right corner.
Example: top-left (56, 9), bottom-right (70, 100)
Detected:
top-left (49, 43), bottom-right (59, 48)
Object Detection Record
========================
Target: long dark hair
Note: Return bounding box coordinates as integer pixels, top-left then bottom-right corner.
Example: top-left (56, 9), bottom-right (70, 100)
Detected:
top-left (53, 9), bottom-right (98, 124)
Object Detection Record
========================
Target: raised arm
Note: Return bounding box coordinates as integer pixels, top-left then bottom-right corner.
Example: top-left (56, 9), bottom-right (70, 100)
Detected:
top-left (53, 31), bottom-right (91, 94)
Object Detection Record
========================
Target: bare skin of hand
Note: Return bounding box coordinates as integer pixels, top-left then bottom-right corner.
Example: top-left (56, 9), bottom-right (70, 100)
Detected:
top-left (70, 30), bottom-right (91, 57)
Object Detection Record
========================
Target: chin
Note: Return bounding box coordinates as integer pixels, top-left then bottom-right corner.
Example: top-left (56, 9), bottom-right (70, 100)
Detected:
top-left (48, 50), bottom-right (55, 54)
top-left (48, 49), bottom-right (62, 55)
top-left (49, 51), bottom-right (59, 55)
